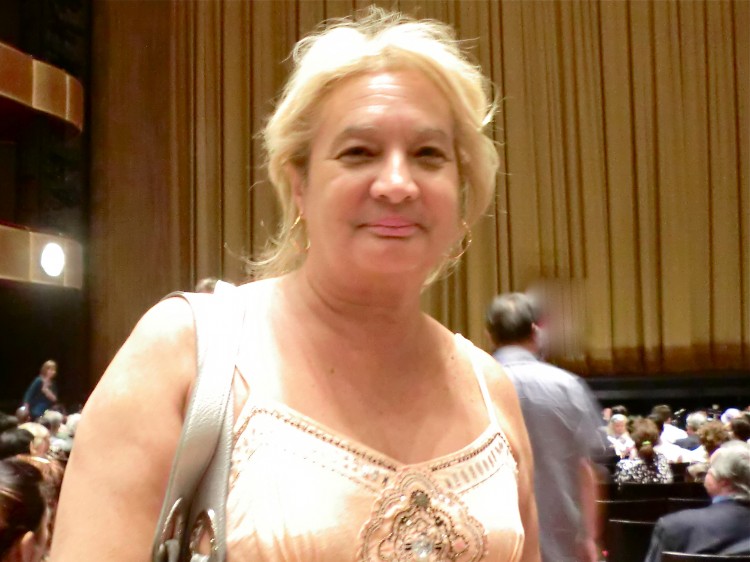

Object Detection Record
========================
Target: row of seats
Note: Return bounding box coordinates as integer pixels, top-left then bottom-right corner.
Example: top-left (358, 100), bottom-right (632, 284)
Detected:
top-left (606, 520), bottom-right (750, 562)
top-left (597, 482), bottom-right (747, 562)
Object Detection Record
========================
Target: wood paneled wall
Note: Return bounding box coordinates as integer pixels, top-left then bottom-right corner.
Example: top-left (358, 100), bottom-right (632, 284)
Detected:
top-left (89, 0), bottom-right (749, 385)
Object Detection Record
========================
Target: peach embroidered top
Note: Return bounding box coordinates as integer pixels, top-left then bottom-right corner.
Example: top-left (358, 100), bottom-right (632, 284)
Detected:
top-left (225, 335), bottom-right (525, 562)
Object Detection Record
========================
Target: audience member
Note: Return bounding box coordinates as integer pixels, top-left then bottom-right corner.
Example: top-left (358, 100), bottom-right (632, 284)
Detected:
top-left (643, 441), bottom-right (750, 561)
top-left (606, 414), bottom-right (634, 458)
top-left (22, 360), bottom-right (59, 420)
top-left (0, 416), bottom-right (16, 434)
top-left (0, 457), bottom-right (49, 562)
top-left (0, 429), bottom-right (33, 460)
top-left (647, 414), bottom-right (691, 464)
top-left (487, 292), bottom-right (605, 562)
top-left (686, 420), bottom-right (731, 481)
top-left (13, 408), bottom-right (29, 426)
top-left (720, 407), bottom-right (742, 426)
top-left (651, 404), bottom-right (688, 444)
top-left (729, 415), bottom-right (750, 443)
top-left (610, 405), bottom-right (629, 417)
top-left (16, 424), bottom-right (49, 458)
top-left (614, 418), bottom-right (673, 484)
top-left (675, 411), bottom-right (707, 451)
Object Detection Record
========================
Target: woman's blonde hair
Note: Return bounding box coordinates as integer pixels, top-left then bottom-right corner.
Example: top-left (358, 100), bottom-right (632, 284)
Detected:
top-left (39, 360), bottom-right (56, 377)
top-left (253, 7), bottom-right (499, 280)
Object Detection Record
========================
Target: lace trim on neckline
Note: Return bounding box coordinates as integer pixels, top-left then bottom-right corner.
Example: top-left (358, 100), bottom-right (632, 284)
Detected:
top-left (232, 403), bottom-right (517, 494)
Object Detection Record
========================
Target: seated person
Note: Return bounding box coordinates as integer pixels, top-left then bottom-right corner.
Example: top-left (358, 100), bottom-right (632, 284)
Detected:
top-left (686, 420), bottom-right (731, 481)
top-left (606, 413), bottom-right (634, 458)
top-left (730, 414), bottom-right (750, 443)
top-left (614, 418), bottom-right (673, 484)
top-left (17, 423), bottom-right (50, 458)
top-left (649, 414), bottom-right (692, 463)
top-left (0, 457), bottom-right (49, 562)
top-left (651, 404), bottom-right (688, 444)
top-left (643, 441), bottom-right (750, 561)
top-left (675, 411), bottom-right (708, 451)
top-left (0, 429), bottom-right (33, 460)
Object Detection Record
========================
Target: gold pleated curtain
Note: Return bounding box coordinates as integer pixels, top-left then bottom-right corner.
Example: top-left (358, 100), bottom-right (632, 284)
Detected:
top-left (90, 0), bottom-right (748, 381)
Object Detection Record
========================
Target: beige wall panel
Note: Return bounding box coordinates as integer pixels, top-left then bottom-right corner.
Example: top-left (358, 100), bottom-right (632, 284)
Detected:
top-left (325, 0), bottom-right (356, 19)
top-left (706, 1), bottom-right (743, 368)
top-left (456, 0), bottom-right (500, 345)
top-left (570, 2), bottom-right (613, 372)
top-left (500, 2), bottom-right (541, 291)
top-left (194, 1), bottom-right (224, 281)
top-left (249, 1), bottom-right (296, 254)
top-left (600, 1), bottom-right (642, 372)
top-left (90, 1), bottom-right (190, 382)
top-left (88, 0), bottom-right (749, 381)
top-left (222, 1), bottom-right (253, 283)
top-left (526, 4), bottom-right (557, 280)
top-left (653, 2), bottom-right (694, 371)
top-left (680, 1), bottom-right (712, 368)
top-left (489, 0), bottom-right (512, 295)
top-left (630, 1), bottom-right (663, 372)
top-left (298, 1), bottom-right (326, 35)
top-left (735, 0), bottom-right (750, 366)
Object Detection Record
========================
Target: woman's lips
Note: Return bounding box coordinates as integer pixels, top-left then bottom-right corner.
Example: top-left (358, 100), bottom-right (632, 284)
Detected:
top-left (364, 217), bottom-right (420, 237)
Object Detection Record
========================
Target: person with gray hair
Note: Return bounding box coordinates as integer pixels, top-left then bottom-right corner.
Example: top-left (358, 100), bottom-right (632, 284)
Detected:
top-left (487, 292), bottom-right (605, 562)
top-left (643, 441), bottom-right (750, 560)
top-left (675, 411), bottom-right (708, 451)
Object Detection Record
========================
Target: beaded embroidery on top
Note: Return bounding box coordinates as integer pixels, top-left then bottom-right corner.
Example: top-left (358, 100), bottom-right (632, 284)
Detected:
top-left (358, 470), bottom-right (487, 561)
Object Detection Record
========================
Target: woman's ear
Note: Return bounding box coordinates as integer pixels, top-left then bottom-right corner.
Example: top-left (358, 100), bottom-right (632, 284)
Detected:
top-left (286, 163), bottom-right (306, 216)
top-left (16, 531), bottom-right (39, 562)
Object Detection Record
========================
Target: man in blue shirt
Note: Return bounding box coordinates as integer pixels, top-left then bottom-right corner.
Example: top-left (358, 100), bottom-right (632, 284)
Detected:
top-left (487, 292), bottom-right (605, 562)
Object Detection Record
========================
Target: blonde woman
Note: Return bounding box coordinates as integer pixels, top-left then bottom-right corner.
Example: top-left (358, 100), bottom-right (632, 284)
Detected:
top-left (53, 9), bottom-right (539, 562)
top-left (22, 360), bottom-right (58, 420)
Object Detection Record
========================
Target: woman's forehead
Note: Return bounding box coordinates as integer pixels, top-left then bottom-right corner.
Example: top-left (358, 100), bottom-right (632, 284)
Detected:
top-left (313, 69), bottom-right (454, 138)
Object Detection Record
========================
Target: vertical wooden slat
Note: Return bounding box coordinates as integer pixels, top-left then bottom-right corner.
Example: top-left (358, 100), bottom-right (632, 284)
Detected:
top-left (249, 1), bottom-right (296, 256)
top-left (680, 0), bottom-right (712, 368)
top-left (572, 1), bottom-right (613, 373)
top-left (194, 1), bottom-right (223, 281)
top-left (706, 0), bottom-right (743, 368)
top-left (630, 1), bottom-right (662, 372)
top-left (600, 0), bottom-right (642, 372)
top-left (653, 1), bottom-right (693, 370)
top-left (458, 0), bottom-right (498, 344)
top-left (735, 0), bottom-right (750, 368)
top-left (500, 1), bottom-right (541, 291)
top-left (490, 0), bottom-right (512, 297)
top-left (221, 0), bottom-right (252, 283)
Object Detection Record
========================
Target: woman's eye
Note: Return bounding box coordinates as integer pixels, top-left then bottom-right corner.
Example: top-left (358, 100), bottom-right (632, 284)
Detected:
top-left (415, 146), bottom-right (447, 163)
top-left (337, 146), bottom-right (374, 161)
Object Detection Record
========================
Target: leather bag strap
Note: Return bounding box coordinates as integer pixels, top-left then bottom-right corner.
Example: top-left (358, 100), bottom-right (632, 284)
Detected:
top-left (152, 281), bottom-right (244, 562)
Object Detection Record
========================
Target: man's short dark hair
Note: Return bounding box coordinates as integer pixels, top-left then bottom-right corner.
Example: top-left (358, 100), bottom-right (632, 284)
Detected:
top-left (651, 404), bottom-right (673, 423)
top-left (485, 292), bottom-right (539, 346)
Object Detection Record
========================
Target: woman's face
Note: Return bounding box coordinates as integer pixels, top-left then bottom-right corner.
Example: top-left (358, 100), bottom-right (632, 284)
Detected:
top-left (293, 69), bottom-right (461, 281)
top-left (612, 419), bottom-right (626, 436)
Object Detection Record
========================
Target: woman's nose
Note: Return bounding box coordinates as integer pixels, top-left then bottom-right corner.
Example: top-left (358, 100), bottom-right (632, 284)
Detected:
top-left (370, 151), bottom-right (419, 203)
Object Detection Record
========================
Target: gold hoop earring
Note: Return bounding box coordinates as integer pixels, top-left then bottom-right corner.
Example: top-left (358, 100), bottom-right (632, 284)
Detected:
top-left (449, 220), bottom-right (472, 261)
top-left (290, 214), bottom-right (310, 253)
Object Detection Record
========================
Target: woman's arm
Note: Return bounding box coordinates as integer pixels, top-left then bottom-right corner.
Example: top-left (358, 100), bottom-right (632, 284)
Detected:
top-left (482, 357), bottom-right (541, 562)
top-left (23, 378), bottom-right (42, 405)
top-left (50, 297), bottom-right (196, 562)
top-left (41, 381), bottom-right (57, 402)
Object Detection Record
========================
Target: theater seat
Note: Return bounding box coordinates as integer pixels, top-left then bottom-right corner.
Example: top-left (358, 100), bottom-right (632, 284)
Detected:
top-left (605, 519), bottom-right (655, 562)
